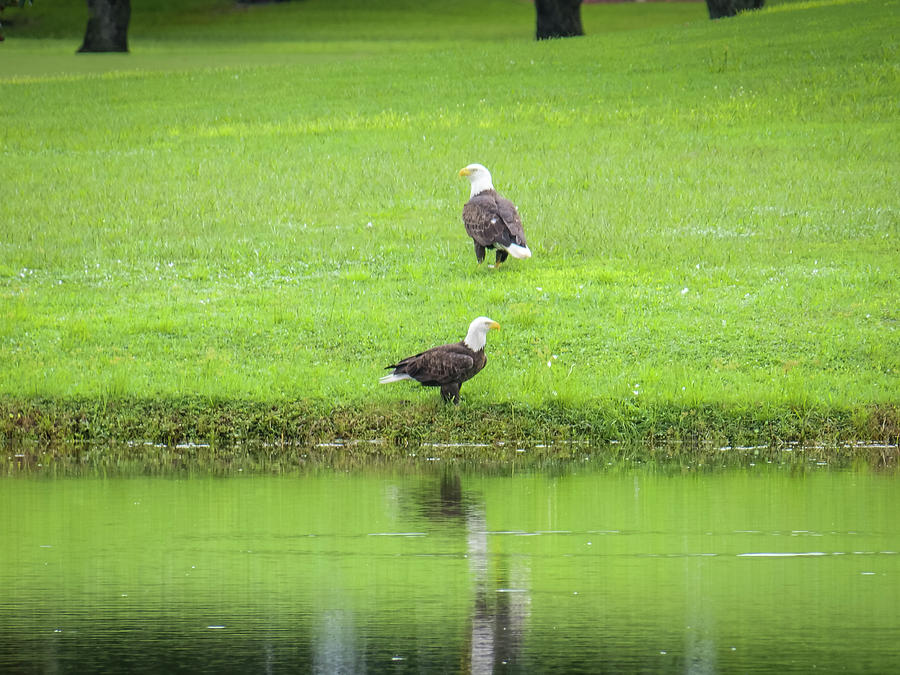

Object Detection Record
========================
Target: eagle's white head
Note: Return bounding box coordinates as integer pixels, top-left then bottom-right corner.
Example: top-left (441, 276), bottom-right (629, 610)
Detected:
top-left (459, 163), bottom-right (494, 198)
top-left (463, 316), bottom-right (500, 352)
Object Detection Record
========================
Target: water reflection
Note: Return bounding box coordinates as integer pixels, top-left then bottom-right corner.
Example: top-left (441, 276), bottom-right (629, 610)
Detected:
top-left (1, 465), bottom-right (899, 673)
top-left (313, 608), bottom-right (364, 674)
top-left (466, 502), bottom-right (530, 672)
top-left (413, 471), bottom-right (529, 672)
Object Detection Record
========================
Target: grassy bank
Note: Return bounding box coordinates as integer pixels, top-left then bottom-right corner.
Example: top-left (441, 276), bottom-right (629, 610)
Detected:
top-left (3, 396), bottom-right (899, 474)
top-left (2, 396), bottom-right (898, 468)
top-left (1, 0), bottom-right (897, 452)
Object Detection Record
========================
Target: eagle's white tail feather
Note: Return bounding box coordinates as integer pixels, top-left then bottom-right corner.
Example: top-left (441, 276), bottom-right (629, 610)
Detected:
top-left (379, 373), bottom-right (413, 384)
top-left (505, 243), bottom-right (532, 259)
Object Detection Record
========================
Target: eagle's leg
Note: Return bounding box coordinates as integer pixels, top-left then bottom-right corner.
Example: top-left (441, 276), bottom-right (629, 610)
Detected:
top-left (440, 383), bottom-right (461, 404)
top-left (474, 243), bottom-right (486, 265)
top-left (495, 250), bottom-right (509, 268)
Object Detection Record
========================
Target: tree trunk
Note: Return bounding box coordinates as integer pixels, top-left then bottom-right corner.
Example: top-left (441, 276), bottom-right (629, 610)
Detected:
top-left (535, 0), bottom-right (583, 40)
top-left (705, 0), bottom-right (764, 20)
top-left (78, 0), bottom-right (130, 53)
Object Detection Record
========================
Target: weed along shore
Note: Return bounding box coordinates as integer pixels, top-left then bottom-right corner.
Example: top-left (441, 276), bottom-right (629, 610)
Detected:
top-left (1, 0), bottom-right (897, 466)
top-left (2, 397), bottom-right (898, 469)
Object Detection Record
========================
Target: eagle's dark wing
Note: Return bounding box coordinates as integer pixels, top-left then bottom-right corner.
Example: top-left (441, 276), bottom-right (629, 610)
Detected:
top-left (389, 343), bottom-right (477, 386)
top-left (495, 194), bottom-right (527, 248)
top-left (462, 191), bottom-right (514, 249)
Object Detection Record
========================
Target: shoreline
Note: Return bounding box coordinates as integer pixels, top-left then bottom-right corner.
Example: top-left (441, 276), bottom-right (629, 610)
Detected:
top-left (3, 396), bottom-right (897, 470)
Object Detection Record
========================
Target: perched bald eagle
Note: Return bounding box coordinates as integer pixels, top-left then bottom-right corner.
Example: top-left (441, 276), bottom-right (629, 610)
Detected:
top-left (379, 316), bottom-right (500, 404)
top-left (459, 163), bottom-right (531, 267)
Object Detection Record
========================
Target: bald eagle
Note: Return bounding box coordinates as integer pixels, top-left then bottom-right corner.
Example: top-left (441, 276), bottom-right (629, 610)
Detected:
top-left (459, 163), bottom-right (531, 267)
top-left (379, 316), bottom-right (500, 404)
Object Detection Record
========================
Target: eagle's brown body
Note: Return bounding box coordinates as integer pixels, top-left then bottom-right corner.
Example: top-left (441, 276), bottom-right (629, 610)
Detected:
top-left (462, 189), bottom-right (529, 265)
top-left (381, 316), bottom-right (499, 404)
top-left (384, 341), bottom-right (487, 404)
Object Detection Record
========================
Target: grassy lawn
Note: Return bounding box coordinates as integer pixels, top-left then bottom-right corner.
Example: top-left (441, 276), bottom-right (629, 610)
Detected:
top-left (1, 0), bottom-right (897, 450)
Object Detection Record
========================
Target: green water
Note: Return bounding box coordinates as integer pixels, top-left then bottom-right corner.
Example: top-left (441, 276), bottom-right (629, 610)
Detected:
top-left (2, 465), bottom-right (899, 673)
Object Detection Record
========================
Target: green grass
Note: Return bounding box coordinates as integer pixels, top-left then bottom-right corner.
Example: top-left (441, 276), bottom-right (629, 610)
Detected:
top-left (3, 0), bottom-right (708, 44)
top-left (1, 0), bottom-right (897, 450)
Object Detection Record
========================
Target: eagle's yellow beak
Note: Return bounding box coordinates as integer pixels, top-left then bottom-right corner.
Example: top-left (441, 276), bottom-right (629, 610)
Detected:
top-left (489, 321), bottom-right (500, 331)
top-left (459, 167), bottom-right (472, 177)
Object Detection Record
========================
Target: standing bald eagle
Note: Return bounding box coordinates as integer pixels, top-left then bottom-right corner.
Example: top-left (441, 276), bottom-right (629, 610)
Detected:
top-left (459, 163), bottom-right (531, 267)
top-left (379, 316), bottom-right (500, 404)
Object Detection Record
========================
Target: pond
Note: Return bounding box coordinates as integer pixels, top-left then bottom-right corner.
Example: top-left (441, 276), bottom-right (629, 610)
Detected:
top-left (2, 462), bottom-right (899, 673)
